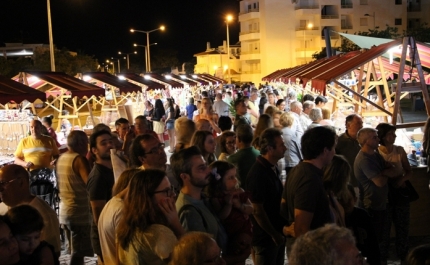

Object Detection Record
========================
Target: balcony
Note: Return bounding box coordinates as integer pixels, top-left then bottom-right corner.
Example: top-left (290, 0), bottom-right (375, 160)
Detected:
top-left (341, 25), bottom-right (353, 29)
top-left (294, 5), bottom-right (319, 10)
top-left (321, 34), bottom-right (340, 40)
top-left (341, 4), bottom-right (353, 8)
top-left (239, 8), bottom-right (259, 15)
top-left (296, 26), bottom-right (320, 31)
top-left (238, 10), bottom-right (260, 21)
top-left (321, 15), bottom-right (339, 19)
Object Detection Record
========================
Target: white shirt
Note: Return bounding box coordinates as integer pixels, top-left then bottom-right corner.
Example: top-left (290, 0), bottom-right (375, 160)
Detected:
top-left (213, 99), bottom-right (230, 117)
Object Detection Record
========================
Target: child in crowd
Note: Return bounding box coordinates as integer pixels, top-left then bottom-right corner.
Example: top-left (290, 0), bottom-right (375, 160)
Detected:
top-left (206, 161), bottom-right (253, 265)
top-left (5, 205), bottom-right (58, 265)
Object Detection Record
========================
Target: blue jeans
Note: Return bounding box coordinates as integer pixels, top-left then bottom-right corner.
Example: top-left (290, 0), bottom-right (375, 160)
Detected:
top-left (252, 243), bottom-right (285, 265)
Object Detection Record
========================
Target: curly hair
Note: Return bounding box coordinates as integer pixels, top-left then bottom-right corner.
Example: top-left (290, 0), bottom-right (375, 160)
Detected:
top-left (169, 232), bottom-right (217, 265)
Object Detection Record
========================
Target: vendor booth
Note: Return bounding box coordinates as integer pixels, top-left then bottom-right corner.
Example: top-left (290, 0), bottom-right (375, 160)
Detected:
top-left (13, 71), bottom-right (106, 132)
top-left (0, 75), bottom-right (46, 166)
top-left (81, 72), bottom-right (142, 125)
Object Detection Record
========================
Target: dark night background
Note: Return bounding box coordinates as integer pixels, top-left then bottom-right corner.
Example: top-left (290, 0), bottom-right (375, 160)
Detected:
top-left (0, 0), bottom-right (240, 64)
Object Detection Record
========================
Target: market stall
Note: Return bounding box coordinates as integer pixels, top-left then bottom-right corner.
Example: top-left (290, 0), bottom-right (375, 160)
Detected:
top-left (0, 75), bottom-right (46, 167)
top-left (14, 71), bottom-right (106, 131)
top-left (262, 37), bottom-right (430, 128)
top-left (81, 72), bottom-right (143, 124)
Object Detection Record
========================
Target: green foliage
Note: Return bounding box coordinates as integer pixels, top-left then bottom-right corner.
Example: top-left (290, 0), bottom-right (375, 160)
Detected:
top-left (151, 48), bottom-right (180, 71)
top-left (312, 25), bottom-right (401, 60)
top-left (229, 99), bottom-right (236, 117)
top-left (0, 57), bottom-right (33, 78)
top-left (404, 23), bottom-right (430, 42)
top-left (33, 48), bottom-right (98, 75)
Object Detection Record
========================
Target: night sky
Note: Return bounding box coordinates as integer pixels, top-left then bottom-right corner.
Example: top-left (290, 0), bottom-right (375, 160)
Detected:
top-left (0, 0), bottom-right (240, 64)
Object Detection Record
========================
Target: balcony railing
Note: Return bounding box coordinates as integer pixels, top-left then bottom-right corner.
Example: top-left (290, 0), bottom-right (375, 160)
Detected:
top-left (239, 30), bottom-right (260, 35)
top-left (341, 4), bottom-right (353, 8)
top-left (240, 50), bottom-right (260, 55)
top-left (294, 5), bottom-right (319, 10)
top-left (296, 26), bottom-right (320, 31)
top-left (321, 15), bottom-right (339, 19)
top-left (407, 6), bottom-right (421, 12)
top-left (239, 8), bottom-right (259, 15)
top-left (341, 25), bottom-right (353, 29)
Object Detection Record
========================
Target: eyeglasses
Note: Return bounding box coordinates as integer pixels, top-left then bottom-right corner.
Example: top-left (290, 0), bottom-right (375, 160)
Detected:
top-left (152, 185), bottom-right (175, 197)
top-left (0, 177), bottom-right (20, 189)
top-left (144, 143), bottom-right (165, 155)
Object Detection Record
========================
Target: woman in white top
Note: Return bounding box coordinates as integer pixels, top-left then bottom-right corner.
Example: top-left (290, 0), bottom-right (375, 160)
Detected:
top-left (376, 123), bottom-right (413, 264)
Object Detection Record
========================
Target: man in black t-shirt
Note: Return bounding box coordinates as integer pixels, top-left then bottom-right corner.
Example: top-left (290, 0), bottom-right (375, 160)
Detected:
top-left (246, 128), bottom-right (287, 265)
top-left (87, 130), bottom-right (115, 263)
top-left (281, 126), bottom-right (336, 253)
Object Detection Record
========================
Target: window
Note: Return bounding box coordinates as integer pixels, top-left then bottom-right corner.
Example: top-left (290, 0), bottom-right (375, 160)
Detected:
top-left (253, 3), bottom-right (257, 8)
top-left (395, 18), bottom-right (402, 25)
top-left (360, 18), bottom-right (368, 26)
top-left (395, 0), bottom-right (402, 4)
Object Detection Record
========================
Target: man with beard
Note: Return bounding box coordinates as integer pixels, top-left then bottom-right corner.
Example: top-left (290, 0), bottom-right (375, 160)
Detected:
top-left (170, 146), bottom-right (226, 251)
top-left (246, 128), bottom-right (287, 265)
top-left (86, 130), bottom-right (114, 264)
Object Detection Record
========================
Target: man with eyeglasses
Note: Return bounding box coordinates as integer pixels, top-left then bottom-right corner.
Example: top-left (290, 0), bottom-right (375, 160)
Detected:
top-left (129, 134), bottom-right (178, 191)
top-left (0, 164), bottom-right (61, 257)
top-left (86, 130), bottom-right (115, 264)
top-left (170, 146), bottom-right (227, 253)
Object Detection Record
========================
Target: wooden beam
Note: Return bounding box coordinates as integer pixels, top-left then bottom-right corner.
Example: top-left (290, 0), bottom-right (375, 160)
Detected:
top-left (392, 37), bottom-right (409, 125)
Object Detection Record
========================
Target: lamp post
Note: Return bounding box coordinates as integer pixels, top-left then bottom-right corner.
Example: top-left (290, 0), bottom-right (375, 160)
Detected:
top-left (304, 22), bottom-right (313, 63)
top-left (364, 12), bottom-right (375, 29)
top-left (47, 0), bottom-right (55, 71)
top-left (118, 51), bottom-right (137, 70)
top-left (106, 60), bottom-right (115, 74)
top-left (134, 43), bottom-right (157, 72)
top-left (130, 26), bottom-right (165, 72)
top-left (225, 15), bottom-right (233, 84)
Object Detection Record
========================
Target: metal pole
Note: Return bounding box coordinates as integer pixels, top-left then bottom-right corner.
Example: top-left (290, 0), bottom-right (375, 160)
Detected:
top-left (117, 59), bottom-right (120, 73)
top-left (47, 0), bottom-right (55, 71)
top-left (144, 47), bottom-right (148, 72)
top-left (126, 55), bottom-right (130, 70)
top-left (226, 22), bottom-right (231, 84)
top-left (146, 32), bottom-right (151, 72)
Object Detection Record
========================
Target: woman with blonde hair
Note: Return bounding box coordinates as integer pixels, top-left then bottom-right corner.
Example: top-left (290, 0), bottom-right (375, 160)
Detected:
top-left (169, 232), bottom-right (225, 265)
top-left (174, 117), bottom-right (196, 152)
top-left (280, 112), bottom-right (302, 174)
top-left (193, 97), bottom-right (221, 134)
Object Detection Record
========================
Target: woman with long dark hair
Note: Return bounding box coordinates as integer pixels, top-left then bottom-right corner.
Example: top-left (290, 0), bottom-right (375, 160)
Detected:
top-left (191, 130), bottom-right (217, 165)
top-left (144, 100), bottom-right (154, 131)
top-left (151, 99), bottom-right (166, 143)
top-left (116, 169), bottom-right (184, 264)
top-left (165, 98), bottom-right (176, 153)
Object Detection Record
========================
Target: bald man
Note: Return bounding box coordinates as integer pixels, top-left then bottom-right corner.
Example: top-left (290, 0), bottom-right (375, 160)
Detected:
top-left (0, 164), bottom-right (61, 256)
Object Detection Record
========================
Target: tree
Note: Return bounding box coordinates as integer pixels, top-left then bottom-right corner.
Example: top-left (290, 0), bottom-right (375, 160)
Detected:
top-left (150, 48), bottom-right (180, 72)
top-left (312, 26), bottom-right (401, 60)
top-left (404, 23), bottom-right (430, 42)
top-left (32, 47), bottom-right (98, 75)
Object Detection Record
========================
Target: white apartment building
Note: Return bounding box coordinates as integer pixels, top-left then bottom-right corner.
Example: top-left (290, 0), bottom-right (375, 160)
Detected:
top-left (195, 0), bottom-right (429, 85)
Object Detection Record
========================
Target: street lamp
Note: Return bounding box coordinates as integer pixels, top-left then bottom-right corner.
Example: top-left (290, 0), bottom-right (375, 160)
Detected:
top-left (130, 26), bottom-right (165, 72)
top-left (47, 0), bottom-right (55, 71)
top-left (304, 22), bottom-right (313, 63)
top-left (364, 12), bottom-right (376, 29)
top-left (134, 43), bottom-right (157, 72)
top-left (225, 15), bottom-right (233, 84)
top-left (118, 51), bottom-right (137, 70)
top-left (106, 60), bottom-right (115, 74)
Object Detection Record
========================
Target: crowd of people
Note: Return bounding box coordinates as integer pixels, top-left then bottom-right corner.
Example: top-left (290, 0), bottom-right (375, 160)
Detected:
top-left (0, 84), bottom-right (430, 265)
